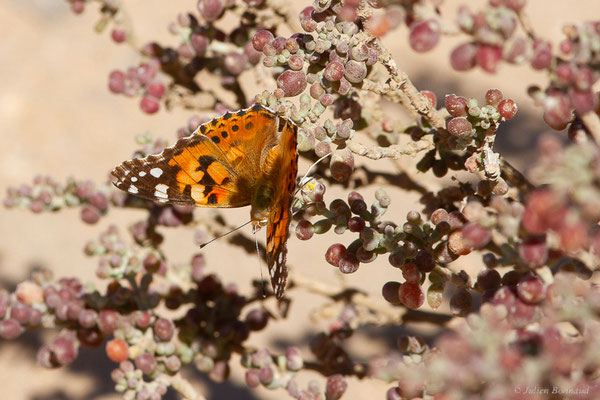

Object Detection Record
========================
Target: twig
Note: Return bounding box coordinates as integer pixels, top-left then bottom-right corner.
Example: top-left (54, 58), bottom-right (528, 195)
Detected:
top-left (347, 138), bottom-right (435, 160)
top-left (168, 374), bottom-right (205, 400)
top-left (291, 272), bottom-right (406, 324)
top-left (354, 6), bottom-right (447, 130)
top-left (500, 156), bottom-right (535, 195)
top-left (579, 111), bottom-right (600, 145)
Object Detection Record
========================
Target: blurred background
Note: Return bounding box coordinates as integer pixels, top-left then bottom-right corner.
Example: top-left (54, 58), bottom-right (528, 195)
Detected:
top-left (1, 0), bottom-right (598, 399)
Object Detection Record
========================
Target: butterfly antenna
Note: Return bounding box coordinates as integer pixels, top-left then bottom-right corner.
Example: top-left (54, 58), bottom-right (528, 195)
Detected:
top-left (252, 227), bottom-right (267, 298)
top-left (296, 152), bottom-right (332, 194)
top-left (199, 220), bottom-right (252, 249)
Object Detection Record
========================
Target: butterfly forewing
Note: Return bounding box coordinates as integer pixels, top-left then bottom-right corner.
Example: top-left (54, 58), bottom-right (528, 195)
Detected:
top-left (112, 104), bottom-right (279, 208)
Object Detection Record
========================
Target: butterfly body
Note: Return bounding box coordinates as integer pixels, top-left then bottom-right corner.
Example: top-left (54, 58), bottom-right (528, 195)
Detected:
top-left (112, 104), bottom-right (298, 298)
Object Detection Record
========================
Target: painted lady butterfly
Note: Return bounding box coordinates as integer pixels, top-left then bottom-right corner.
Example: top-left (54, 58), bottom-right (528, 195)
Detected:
top-left (112, 104), bottom-right (298, 298)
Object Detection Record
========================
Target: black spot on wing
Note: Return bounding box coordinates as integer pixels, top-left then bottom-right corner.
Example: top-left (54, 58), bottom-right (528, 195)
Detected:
top-left (223, 112), bottom-right (232, 120)
top-left (277, 120), bottom-right (287, 132)
top-left (207, 193), bottom-right (218, 204)
top-left (232, 125), bottom-right (239, 132)
top-left (200, 125), bottom-right (207, 134)
top-left (211, 136), bottom-right (220, 144)
top-left (245, 122), bottom-right (253, 130)
top-left (221, 131), bottom-right (228, 138)
top-left (199, 170), bottom-right (217, 187)
top-left (197, 155), bottom-right (216, 170)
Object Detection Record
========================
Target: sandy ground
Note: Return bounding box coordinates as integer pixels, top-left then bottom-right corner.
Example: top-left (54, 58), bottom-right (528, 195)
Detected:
top-left (0, 1), bottom-right (598, 399)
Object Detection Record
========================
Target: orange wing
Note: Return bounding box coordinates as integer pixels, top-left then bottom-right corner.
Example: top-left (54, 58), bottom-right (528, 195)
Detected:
top-left (265, 119), bottom-right (298, 298)
top-left (112, 104), bottom-right (279, 208)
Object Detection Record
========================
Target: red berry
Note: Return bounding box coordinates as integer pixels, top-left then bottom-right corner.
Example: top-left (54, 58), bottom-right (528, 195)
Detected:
top-left (224, 52), bottom-right (247, 75)
top-left (421, 90), bottom-right (437, 107)
top-left (462, 222), bottom-right (491, 250)
top-left (0, 319), bottom-right (23, 339)
top-left (475, 45), bottom-right (502, 73)
top-left (324, 61), bottom-right (344, 82)
top-left (401, 262), bottom-right (422, 282)
top-left (111, 28), bottom-right (127, 43)
top-left (477, 269), bottom-right (501, 291)
top-left (517, 275), bottom-right (545, 304)
top-left (146, 81), bottom-right (166, 99)
top-left (450, 289), bottom-right (472, 315)
top-left (445, 94), bottom-right (469, 117)
top-left (140, 95), bottom-right (160, 114)
top-left (154, 317), bottom-right (174, 341)
top-left (80, 205), bottom-right (101, 224)
top-left (543, 92), bottom-right (572, 130)
top-left (498, 99), bottom-right (518, 120)
top-left (338, 252), bottom-right (359, 273)
top-left (450, 43), bottom-right (477, 71)
top-left (276, 70), bottom-right (307, 97)
top-left (485, 89), bottom-right (503, 106)
top-left (106, 339), bottom-right (129, 363)
top-left (295, 220), bottom-right (314, 240)
top-left (447, 117), bottom-right (473, 137)
top-left (382, 281), bottom-right (401, 304)
top-left (448, 229), bottom-right (471, 256)
top-left (343, 60), bottom-right (367, 83)
top-left (50, 336), bottom-right (78, 365)
top-left (135, 353), bottom-right (157, 374)
top-left (398, 282), bottom-right (424, 309)
top-left (108, 70), bottom-right (126, 94)
top-left (325, 244), bottom-right (346, 266)
top-left (197, 0), bottom-right (224, 22)
top-left (530, 40), bottom-right (552, 70)
top-left (409, 19), bottom-right (441, 53)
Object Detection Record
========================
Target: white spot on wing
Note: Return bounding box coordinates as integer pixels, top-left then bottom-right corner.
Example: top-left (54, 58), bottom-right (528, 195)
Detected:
top-left (139, 171), bottom-right (146, 177)
top-left (150, 168), bottom-right (163, 178)
top-left (131, 177), bottom-right (138, 182)
top-left (128, 185), bottom-right (138, 194)
top-left (154, 183), bottom-right (169, 199)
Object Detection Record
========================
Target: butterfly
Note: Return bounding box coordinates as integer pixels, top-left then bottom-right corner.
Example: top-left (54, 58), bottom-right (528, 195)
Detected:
top-left (111, 103), bottom-right (298, 299)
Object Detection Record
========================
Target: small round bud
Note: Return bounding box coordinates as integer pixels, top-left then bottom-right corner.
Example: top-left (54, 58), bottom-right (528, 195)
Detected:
top-left (338, 252), bottom-right (359, 273)
top-left (475, 44), bottom-right (502, 73)
top-left (324, 61), bottom-right (344, 82)
top-left (154, 318), bottom-right (174, 341)
top-left (398, 282), bottom-right (424, 309)
top-left (325, 244), bottom-right (346, 266)
top-left (498, 99), bottom-right (518, 120)
top-left (135, 353), bottom-right (157, 375)
top-left (447, 117), bottom-right (472, 137)
top-left (445, 94), bottom-right (469, 117)
top-left (343, 60), bottom-right (367, 83)
top-left (295, 220), bottom-right (315, 240)
top-left (197, 0), bottom-right (224, 22)
top-left (450, 42), bottom-right (477, 71)
top-left (276, 70), bottom-right (307, 97)
top-left (485, 89), bottom-right (503, 106)
top-left (409, 19), bottom-right (441, 53)
top-left (382, 281), bottom-right (401, 304)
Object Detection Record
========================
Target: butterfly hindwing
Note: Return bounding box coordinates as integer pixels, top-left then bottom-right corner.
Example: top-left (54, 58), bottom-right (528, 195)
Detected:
top-left (266, 119), bottom-right (298, 299)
